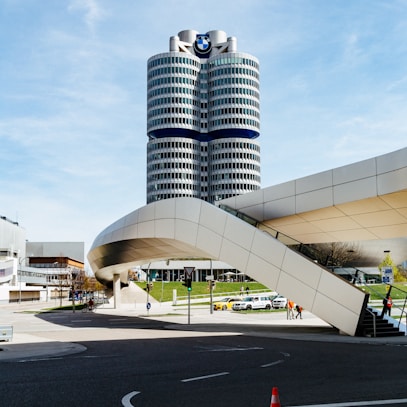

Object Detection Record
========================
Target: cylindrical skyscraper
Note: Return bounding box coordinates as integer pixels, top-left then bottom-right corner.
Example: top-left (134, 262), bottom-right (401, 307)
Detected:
top-left (146, 30), bottom-right (260, 204)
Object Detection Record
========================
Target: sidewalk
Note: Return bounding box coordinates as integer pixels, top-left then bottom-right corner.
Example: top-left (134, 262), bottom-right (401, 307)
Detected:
top-left (1, 300), bottom-right (407, 362)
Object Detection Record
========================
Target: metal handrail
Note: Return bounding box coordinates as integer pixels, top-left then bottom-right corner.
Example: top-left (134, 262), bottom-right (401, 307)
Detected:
top-left (364, 308), bottom-right (376, 337)
top-left (386, 284), bottom-right (407, 331)
top-left (218, 204), bottom-right (372, 297)
top-left (218, 203), bottom-right (407, 336)
top-left (363, 282), bottom-right (407, 334)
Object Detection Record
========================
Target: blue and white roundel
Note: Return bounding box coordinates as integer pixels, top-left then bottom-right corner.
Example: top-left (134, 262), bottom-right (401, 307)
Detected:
top-left (194, 34), bottom-right (211, 54)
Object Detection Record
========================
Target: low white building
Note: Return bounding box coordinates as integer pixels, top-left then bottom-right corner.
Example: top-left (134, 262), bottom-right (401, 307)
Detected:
top-left (0, 216), bottom-right (84, 304)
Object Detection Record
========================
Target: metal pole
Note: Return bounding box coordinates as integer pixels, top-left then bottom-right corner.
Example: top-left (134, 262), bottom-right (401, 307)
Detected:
top-left (146, 264), bottom-right (151, 315)
top-left (188, 290), bottom-right (191, 325)
top-left (72, 283), bottom-right (76, 313)
top-left (210, 260), bottom-right (213, 315)
top-left (18, 257), bottom-right (28, 304)
top-left (59, 280), bottom-right (63, 308)
top-left (210, 282), bottom-right (213, 314)
top-left (67, 266), bottom-right (75, 313)
top-left (19, 266), bottom-right (22, 304)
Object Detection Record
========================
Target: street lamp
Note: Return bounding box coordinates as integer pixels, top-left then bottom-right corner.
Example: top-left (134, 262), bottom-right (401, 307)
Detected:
top-left (67, 266), bottom-right (76, 313)
top-left (18, 257), bottom-right (30, 304)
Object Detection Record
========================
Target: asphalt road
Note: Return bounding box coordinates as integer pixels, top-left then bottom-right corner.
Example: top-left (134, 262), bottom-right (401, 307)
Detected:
top-left (1, 309), bottom-right (407, 407)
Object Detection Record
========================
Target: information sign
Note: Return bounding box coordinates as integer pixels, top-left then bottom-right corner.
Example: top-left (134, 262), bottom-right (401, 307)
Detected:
top-left (382, 267), bottom-right (394, 284)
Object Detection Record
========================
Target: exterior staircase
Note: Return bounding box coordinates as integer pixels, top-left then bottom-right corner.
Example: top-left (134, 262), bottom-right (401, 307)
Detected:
top-left (358, 307), bottom-right (405, 337)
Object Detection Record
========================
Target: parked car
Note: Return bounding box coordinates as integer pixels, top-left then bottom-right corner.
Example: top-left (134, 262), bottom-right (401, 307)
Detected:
top-left (213, 297), bottom-right (240, 311)
top-left (272, 295), bottom-right (288, 309)
top-left (232, 295), bottom-right (272, 311)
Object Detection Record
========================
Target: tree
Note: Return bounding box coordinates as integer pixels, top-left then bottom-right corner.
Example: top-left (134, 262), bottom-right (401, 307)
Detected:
top-left (83, 275), bottom-right (106, 292)
top-left (307, 242), bottom-right (362, 267)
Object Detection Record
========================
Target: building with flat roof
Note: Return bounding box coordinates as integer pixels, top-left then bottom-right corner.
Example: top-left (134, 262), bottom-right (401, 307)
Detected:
top-left (0, 220), bottom-right (85, 304)
top-left (146, 30), bottom-right (261, 204)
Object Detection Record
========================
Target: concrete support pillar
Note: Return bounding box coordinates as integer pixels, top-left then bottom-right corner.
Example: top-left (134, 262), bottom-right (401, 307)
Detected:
top-left (113, 273), bottom-right (121, 309)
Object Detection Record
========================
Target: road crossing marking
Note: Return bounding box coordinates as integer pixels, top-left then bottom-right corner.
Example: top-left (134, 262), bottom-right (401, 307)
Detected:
top-left (261, 359), bottom-right (284, 367)
top-left (181, 372), bottom-right (229, 382)
top-left (201, 346), bottom-right (263, 352)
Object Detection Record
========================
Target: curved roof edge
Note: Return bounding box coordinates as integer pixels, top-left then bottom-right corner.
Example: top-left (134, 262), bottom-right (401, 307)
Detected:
top-left (88, 197), bottom-right (367, 336)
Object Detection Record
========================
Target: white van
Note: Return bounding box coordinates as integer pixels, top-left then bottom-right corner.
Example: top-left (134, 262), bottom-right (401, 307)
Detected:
top-left (232, 295), bottom-right (272, 311)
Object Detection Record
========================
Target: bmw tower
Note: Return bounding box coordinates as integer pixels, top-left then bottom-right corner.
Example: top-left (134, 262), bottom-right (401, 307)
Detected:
top-left (146, 30), bottom-right (261, 204)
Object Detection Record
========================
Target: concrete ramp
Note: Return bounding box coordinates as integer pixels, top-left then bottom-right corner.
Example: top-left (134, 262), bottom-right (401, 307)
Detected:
top-left (119, 282), bottom-right (150, 304)
top-left (88, 197), bottom-right (368, 336)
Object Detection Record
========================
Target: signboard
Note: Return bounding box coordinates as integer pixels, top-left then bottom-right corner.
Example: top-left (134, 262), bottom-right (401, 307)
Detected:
top-left (382, 267), bottom-right (394, 284)
top-left (184, 267), bottom-right (194, 280)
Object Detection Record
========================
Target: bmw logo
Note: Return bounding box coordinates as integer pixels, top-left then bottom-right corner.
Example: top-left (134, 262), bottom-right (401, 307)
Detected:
top-left (194, 34), bottom-right (211, 55)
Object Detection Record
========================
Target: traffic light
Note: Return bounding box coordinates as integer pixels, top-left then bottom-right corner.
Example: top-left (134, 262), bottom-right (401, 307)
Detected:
top-left (183, 279), bottom-right (192, 291)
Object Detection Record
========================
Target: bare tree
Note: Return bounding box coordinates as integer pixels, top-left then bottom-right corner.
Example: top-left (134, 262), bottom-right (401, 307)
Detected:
top-left (308, 242), bottom-right (362, 267)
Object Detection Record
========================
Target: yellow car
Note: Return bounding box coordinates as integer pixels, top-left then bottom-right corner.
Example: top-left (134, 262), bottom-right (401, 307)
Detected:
top-left (213, 297), bottom-right (240, 311)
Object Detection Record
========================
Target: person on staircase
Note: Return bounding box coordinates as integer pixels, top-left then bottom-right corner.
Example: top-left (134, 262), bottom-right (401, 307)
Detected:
top-left (382, 295), bottom-right (393, 316)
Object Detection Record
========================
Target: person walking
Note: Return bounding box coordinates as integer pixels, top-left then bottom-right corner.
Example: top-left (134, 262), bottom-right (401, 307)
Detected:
top-left (295, 304), bottom-right (303, 319)
top-left (288, 299), bottom-right (295, 320)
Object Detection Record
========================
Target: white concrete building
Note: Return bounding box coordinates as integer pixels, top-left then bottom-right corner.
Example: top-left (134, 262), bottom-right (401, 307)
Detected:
top-left (0, 221), bottom-right (85, 304)
top-left (88, 147), bottom-right (407, 336)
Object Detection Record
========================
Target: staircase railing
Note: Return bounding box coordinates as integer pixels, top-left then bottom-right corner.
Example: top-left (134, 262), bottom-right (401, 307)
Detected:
top-left (365, 308), bottom-right (377, 337)
top-left (385, 284), bottom-right (407, 332)
top-left (218, 204), bottom-right (367, 288)
top-left (359, 281), bottom-right (407, 335)
top-left (218, 203), bottom-right (407, 337)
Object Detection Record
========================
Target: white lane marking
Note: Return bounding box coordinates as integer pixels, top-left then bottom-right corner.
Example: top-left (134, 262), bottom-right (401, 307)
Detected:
top-left (18, 357), bottom-right (64, 362)
top-left (261, 359), bottom-right (284, 368)
top-left (121, 391), bottom-right (140, 407)
top-left (205, 346), bottom-right (263, 352)
top-left (18, 354), bottom-right (119, 363)
top-left (286, 398), bottom-right (407, 406)
top-left (280, 351), bottom-right (290, 357)
top-left (181, 372), bottom-right (229, 382)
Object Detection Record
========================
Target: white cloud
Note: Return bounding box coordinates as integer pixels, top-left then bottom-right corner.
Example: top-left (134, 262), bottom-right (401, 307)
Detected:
top-left (68, 0), bottom-right (106, 34)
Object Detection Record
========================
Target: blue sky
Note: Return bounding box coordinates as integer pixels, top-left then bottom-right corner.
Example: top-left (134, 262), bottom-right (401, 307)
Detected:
top-left (1, 0), bottom-right (406, 266)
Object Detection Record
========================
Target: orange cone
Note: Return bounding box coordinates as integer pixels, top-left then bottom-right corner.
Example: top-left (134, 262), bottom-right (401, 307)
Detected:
top-left (270, 387), bottom-right (281, 407)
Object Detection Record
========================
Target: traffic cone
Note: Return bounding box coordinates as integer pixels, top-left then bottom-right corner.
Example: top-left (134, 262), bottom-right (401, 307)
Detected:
top-left (270, 387), bottom-right (281, 407)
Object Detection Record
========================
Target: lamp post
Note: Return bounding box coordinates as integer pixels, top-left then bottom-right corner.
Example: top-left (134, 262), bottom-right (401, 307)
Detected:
top-left (18, 257), bottom-right (29, 304)
top-left (59, 278), bottom-right (63, 308)
top-left (67, 267), bottom-right (76, 313)
top-left (71, 281), bottom-right (76, 313)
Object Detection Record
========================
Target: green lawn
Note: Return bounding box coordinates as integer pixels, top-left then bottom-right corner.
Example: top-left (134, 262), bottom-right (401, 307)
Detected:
top-left (134, 281), bottom-right (269, 302)
top-left (360, 283), bottom-right (407, 300)
top-left (135, 280), bottom-right (407, 303)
